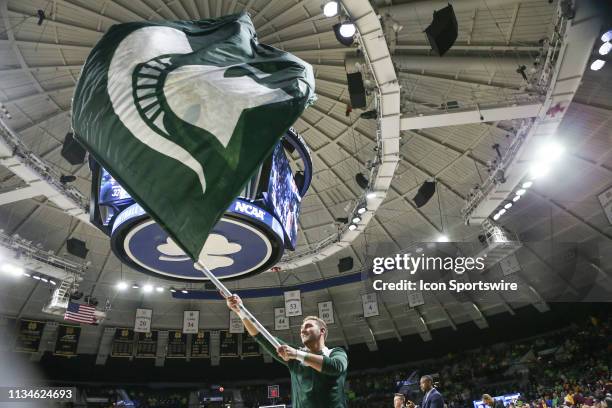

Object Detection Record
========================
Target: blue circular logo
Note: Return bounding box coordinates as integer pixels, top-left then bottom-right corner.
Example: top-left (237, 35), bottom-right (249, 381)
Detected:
top-left (111, 202), bottom-right (283, 281)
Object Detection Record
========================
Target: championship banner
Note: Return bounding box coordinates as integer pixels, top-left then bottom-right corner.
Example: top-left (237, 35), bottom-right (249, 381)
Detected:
top-left (241, 332), bottom-right (260, 357)
top-left (167, 330), bottom-right (187, 358)
top-left (136, 331), bottom-right (158, 358)
top-left (274, 307), bottom-right (289, 330)
top-left (229, 311), bottom-right (244, 334)
top-left (318, 301), bottom-right (334, 324)
top-left (183, 310), bottom-right (199, 334)
top-left (54, 325), bottom-right (81, 357)
top-left (220, 330), bottom-right (238, 357)
top-left (71, 12), bottom-right (316, 271)
top-left (14, 320), bottom-right (45, 353)
top-left (407, 292), bottom-right (425, 308)
top-left (499, 254), bottom-right (521, 276)
top-left (362, 293), bottom-right (380, 318)
top-left (190, 330), bottom-right (210, 358)
top-left (284, 290), bottom-right (302, 317)
top-left (111, 328), bottom-right (135, 357)
top-left (134, 308), bottom-right (152, 333)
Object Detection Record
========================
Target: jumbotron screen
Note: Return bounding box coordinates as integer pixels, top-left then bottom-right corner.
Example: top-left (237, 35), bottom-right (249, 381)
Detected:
top-left (99, 168), bottom-right (132, 205)
top-left (267, 143), bottom-right (302, 250)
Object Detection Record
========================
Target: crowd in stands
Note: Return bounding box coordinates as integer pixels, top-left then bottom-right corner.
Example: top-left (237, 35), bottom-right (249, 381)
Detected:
top-left (74, 318), bottom-right (609, 408)
top-left (343, 317), bottom-right (610, 408)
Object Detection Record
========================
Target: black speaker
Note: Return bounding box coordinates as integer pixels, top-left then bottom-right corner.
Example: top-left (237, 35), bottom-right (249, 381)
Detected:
top-left (61, 132), bottom-right (87, 165)
top-left (355, 173), bottom-right (369, 189)
top-left (413, 181), bottom-right (436, 208)
top-left (424, 4), bottom-right (458, 56)
top-left (338, 257), bottom-right (354, 273)
top-left (66, 238), bottom-right (88, 259)
top-left (347, 72), bottom-right (366, 109)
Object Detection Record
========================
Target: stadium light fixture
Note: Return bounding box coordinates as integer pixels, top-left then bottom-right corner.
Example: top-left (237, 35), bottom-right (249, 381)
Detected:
top-left (352, 216), bottom-right (361, 223)
top-left (498, 208), bottom-right (507, 216)
top-left (513, 195), bottom-right (521, 202)
top-left (143, 284), bottom-right (153, 293)
top-left (599, 42), bottom-right (611, 56)
top-left (437, 234), bottom-right (449, 242)
top-left (516, 189), bottom-right (526, 196)
top-left (504, 202), bottom-right (513, 210)
top-left (590, 59), bottom-right (606, 71)
top-left (529, 162), bottom-right (551, 180)
top-left (117, 281), bottom-right (128, 290)
top-left (49, 280), bottom-right (56, 285)
top-left (181, 289), bottom-right (189, 294)
top-left (357, 206), bottom-right (367, 215)
top-left (522, 181), bottom-right (533, 189)
top-left (156, 286), bottom-right (164, 293)
top-left (366, 191), bottom-right (377, 199)
top-left (602, 30), bottom-right (612, 42)
top-left (32, 274), bottom-right (41, 280)
top-left (132, 282), bottom-right (139, 289)
top-left (40, 277), bottom-right (48, 283)
top-left (169, 287), bottom-right (177, 293)
top-left (348, 224), bottom-right (357, 231)
top-left (323, 1), bottom-right (338, 17)
top-left (493, 213), bottom-right (501, 221)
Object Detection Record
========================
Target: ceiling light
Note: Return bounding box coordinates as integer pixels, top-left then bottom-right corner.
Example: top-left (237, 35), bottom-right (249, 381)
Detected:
top-left (538, 141), bottom-right (565, 162)
top-left (590, 59), bottom-right (606, 71)
top-left (1, 264), bottom-right (24, 277)
top-left (366, 191), bottom-right (377, 199)
top-left (117, 281), bottom-right (128, 291)
top-left (493, 213), bottom-right (501, 221)
top-left (513, 195), bottom-right (521, 202)
top-left (143, 284), bottom-right (153, 293)
top-left (49, 280), bottom-right (56, 285)
top-left (32, 275), bottom-right (41, 280)
top-left (132, 283), bottom-right (140, 289)
top-left (181, 289), bottom-right (189, 294)
top-left (23, 272), bottom-right (31, 277)
top-left (323, 1), bottom-right (338, 17)
top-left (516, 189), bottom-right (526, 196)
top-left (504, 202), bottom-right (513, 210)
top-left (601, 30), bottom-right (612, 42)
top-left (348, 224), bottom-right (357, 231)
top-left (333, 23), bottom-right (354, 47)
top-left (339, 22), bottom-right (356, 38)
top-left (498, 208), bottom-right (507, 216)
top-left (522, 181), bottom-right (533, 189)
top-left (169, 287), bottom-right (177, 293)
top-left (40, 277), bottom-right (48, 283)
top-left (156, 286), bottom-right (164, 292)
top-left (357, 206), bottom-right (367, 214)
top-left (529, 162), bottom-right (551, 179)
top-left (437, 234), bottom-right (449, 242)
top-left (352, 216), bottom-right (361, 223)
top-left (599, 42), bottom-right (612, 56)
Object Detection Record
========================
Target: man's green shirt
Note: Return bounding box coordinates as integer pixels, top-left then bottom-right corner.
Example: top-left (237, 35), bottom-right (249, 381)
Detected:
top-left (255, 334), bottom-right (348, 408)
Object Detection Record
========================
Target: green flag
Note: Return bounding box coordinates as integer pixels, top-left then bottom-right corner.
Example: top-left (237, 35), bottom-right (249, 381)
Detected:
top-left (72, 12), bottom-right (315, 264)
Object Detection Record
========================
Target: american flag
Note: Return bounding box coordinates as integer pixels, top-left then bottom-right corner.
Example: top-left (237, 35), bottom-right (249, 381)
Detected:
top-left (64, 301), bottom-right (96, 324)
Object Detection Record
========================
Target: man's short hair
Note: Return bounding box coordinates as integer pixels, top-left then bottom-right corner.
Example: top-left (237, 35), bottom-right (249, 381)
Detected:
top-left (395, 394), bottom-right (406, 401)
top-left (483, 395), bottom-right (493, 401)
top-left (421, 375), bottom-right (433, 382)
top-left (302, 316), bottom-right (328, 339)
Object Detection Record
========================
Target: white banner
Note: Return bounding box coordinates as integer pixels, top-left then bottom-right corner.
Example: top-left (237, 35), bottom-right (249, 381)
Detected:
top-left (182, 310), bottom-right (199, 334)
top-left (598, 186), bottom-right (612, 225)
top-left (499, 254), bottom-right (521, 276)
top-left (229, 311), bottom-right (244, 333)
top-left (407, 291), bottom-right (425, 308)
top-left (318, 301), bottom-right (334, 324)
top-left (284, 290), bottom-right (302, 317)
top-left (134, 308), bottom-right (152, 333)
top-left (362, 293), bottom-right (379, 318)
top-left (274, 307), bottom-right (289, 330)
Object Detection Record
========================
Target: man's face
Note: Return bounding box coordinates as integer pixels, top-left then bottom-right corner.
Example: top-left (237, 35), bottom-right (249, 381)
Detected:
top-left (394, 396), bottom-right (405, 408)
top-left (484, 397), bottom-right (494, 407)
top-left (420, 378), bottom-right (432, 392)
top-left (300, 319), bottom-right (322, 345)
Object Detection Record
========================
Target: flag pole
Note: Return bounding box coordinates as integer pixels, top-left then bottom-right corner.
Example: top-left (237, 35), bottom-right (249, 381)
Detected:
top-left (195, 261), bottom-right (281, 349)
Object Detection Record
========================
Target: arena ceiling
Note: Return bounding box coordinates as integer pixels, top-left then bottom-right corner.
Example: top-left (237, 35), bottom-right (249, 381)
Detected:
top-left (0, 0), bottom-right (610, 350)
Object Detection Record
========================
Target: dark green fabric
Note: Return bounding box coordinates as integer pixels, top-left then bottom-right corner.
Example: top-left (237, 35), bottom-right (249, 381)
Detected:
top-left (255, 334), bottom-right (348, 408)
top-left (72, 12), bottom-right (314, 261)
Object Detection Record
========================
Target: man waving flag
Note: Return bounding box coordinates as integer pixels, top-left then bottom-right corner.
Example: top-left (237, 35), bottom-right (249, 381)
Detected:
top-left (72, 12), bottom-right (315, 265)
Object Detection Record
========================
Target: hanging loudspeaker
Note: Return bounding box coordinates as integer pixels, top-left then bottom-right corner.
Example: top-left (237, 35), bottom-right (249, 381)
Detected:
top-left (424, 4), bottom-right (458, 57)
top-left (346, 72), bottom-right (367, 109)
top-left (413, 181), bottom-right (436, 208)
